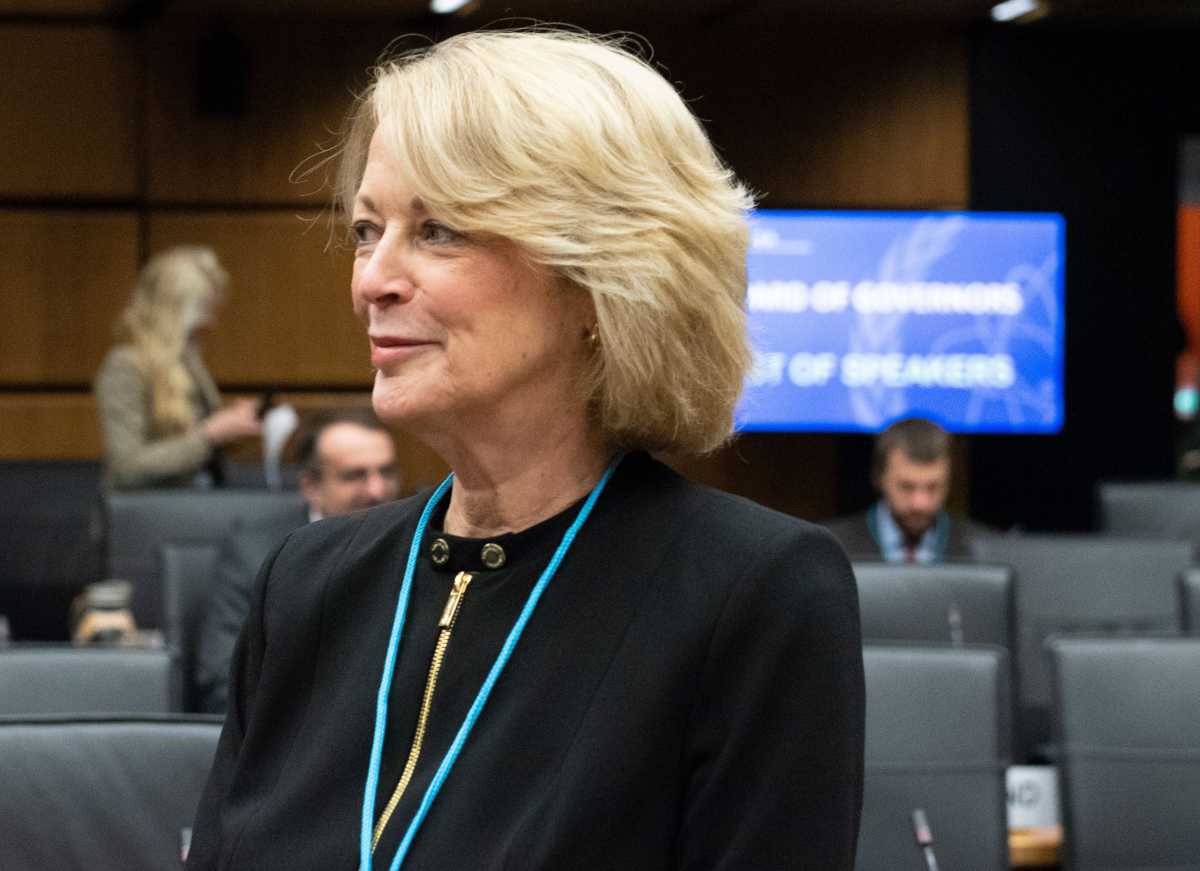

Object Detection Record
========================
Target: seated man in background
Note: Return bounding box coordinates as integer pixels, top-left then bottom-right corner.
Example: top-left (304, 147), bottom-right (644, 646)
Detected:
top-left (823, 417), bottom-right (987, 563)
top-left (195, 408), bottom-right (400, 713)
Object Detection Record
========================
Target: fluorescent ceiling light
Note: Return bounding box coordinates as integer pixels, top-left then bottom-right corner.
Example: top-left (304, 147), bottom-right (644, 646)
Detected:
top-left (991, 0), bottom-right (1044, 22)
top-left (430, 0), bottom-right (471, 13)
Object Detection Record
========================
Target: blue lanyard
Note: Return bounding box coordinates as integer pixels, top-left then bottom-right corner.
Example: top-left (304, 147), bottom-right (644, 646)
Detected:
top-left (360, 455), bottom-right (621, 871)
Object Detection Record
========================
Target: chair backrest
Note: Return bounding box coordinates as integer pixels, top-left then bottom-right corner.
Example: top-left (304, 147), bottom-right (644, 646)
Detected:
top-left (1181, 569), bottom-right (1200, 636)
top-left (160, 541), bottom-right (222, 712)
top-left (1096, 480), bottom-right (1200, 544)
top-left (223, 460), bottom-right (300, 489)
top-left (0, 460), bottom-right (104, 640)
top-left (0, 646), bottom-right (176, 716)
top-left (103, 488), bottom-right (303, 629)
top-left (1049, 637), bottom-right (1200, 870)
top-left (853, 562), bottom-right (1014, 649)
top-left (857, 644), bottom-right (1011, 871)
top-left (0, 716), bottom-right (220, 870)
top-left (971, 534), bottom-right (1192, 759)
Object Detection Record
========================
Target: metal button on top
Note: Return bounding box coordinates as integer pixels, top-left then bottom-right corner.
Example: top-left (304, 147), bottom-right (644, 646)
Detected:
top-left (480, 542), bottom-right (506, 569)
top-left (430, 537), bottom-right (450, 566)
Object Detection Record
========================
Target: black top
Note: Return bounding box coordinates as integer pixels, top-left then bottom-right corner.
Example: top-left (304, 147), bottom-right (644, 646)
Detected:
top-left (187, 452), bottom-right (864, 870)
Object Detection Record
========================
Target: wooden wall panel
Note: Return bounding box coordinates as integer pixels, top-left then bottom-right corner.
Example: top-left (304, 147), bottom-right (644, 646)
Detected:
top-left (0, 210), bottom-right (139, 384)
top-left (646, 20), bottom-right (969, 208)
top-left (145, 211), bottom-right (368, 385)
top-left (144, 17), bottom-right (391, 204)
top-left (0, 26), bottom-right (138, 197)
top-left (138, 16), bottom-right (969, 208)
top-left (2, 14), bottom-right (969, 519)
top-left (0, 390), bottom-right (449, 495)
top-left (0, 389), bottom-right (834, 515)
top-left (0, 394), bottom-right (100, 458)
top-left (1, 383), bottom-right (823, 513)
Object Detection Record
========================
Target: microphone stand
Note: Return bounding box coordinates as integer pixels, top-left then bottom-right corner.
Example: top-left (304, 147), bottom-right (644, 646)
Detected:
top-left (912, 808), bottom-right (940, 871)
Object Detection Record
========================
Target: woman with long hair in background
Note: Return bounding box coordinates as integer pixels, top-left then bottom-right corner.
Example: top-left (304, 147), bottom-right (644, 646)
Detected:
top-left (94, 245), bottom-right (260, 489)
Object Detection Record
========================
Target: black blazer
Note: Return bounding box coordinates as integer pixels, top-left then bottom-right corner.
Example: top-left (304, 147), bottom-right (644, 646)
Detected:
top-left (187, 453), bottom-right (864, 870)
top-left (822, 508), bottom-right (987, 563)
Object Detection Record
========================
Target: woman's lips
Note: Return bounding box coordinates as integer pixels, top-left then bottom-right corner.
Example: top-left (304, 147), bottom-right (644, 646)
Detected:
top-left (369, 336), bottom-right (433, 368)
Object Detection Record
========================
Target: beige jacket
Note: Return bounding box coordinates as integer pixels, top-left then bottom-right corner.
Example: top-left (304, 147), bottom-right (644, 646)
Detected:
top-left (94, 343), bottom-right (221, 489)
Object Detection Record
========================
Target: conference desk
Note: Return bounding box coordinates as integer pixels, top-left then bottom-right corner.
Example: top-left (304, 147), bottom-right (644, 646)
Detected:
top-left (1009, 825), bottom-right (1062, 868)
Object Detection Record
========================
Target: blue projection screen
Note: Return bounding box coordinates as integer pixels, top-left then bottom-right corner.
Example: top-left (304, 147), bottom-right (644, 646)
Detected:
top-left (736, 210), bottom-right (1065, 434)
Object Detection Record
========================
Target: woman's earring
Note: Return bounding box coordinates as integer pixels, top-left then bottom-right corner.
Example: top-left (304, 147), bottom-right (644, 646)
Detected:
top-left (586, 324), bottom-right (600, 350)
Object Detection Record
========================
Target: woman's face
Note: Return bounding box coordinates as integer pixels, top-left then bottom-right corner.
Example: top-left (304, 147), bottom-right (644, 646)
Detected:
top-left (351, 132), bottom-right (592, 435)
top-left (180, 287), bottom-right (219, 337)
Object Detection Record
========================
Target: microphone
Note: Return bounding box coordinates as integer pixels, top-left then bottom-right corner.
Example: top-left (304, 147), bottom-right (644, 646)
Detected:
top-left (947, 603), bottom-right (964, 646)
top-left (912, 808), bottom-right (940, 871)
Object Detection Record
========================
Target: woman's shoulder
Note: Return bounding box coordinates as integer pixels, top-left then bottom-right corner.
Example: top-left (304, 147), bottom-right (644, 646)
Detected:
top-left (95, 344), bottom-right (143, 380)
top-left (605, 457), bottom-right (859, 664)
top-left (277, 491), bottom-right (429, 560)
top-left (608, 453), bottom-right (853, 604)
top-left (254, 492), bottom-right (432, 613)
top-left (94, 345), bottom-right (149, 409)
top-left (624, 453), bottom-right (844, 564)
top-left (691, 479), bottom-right (835, 547)
top-left (686, 482), bottom-right (851, 594)
top-left (270, 488), bottom-right (447, 573)
top-left (98, 343), bottom-right (139, 368)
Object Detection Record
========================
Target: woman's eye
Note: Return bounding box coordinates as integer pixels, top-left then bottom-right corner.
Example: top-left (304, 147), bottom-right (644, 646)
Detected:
top-left (421, 220), bottom-right (461, 245)
top-left (351, 221), bottom-right (379, 245)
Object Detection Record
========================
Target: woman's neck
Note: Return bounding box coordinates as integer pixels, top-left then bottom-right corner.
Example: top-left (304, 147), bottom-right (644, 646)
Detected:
top-left (433, 423), bottom-right (611, 539)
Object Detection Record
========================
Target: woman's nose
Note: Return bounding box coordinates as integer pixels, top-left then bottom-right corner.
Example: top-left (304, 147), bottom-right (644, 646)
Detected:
top-left (352, 236), bottom-right (416, 309)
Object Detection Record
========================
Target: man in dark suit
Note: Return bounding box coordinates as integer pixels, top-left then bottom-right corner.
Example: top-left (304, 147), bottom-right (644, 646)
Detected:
top-left (194, 408), bottom-right (400, 713)
top-left (823, 417), bottom-right (987, 563)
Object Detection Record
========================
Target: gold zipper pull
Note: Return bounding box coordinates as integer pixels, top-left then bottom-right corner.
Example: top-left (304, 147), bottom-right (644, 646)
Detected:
top-left (373, 568), bottom-right (477, 851)
top-left (438, 571), bottom-right (474, 628)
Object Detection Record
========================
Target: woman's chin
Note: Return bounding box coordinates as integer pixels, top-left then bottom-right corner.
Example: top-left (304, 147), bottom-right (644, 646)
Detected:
top-left (371, 379), bottom-right (408, 425)
top-left (371, 377), bottom-right (437, 429)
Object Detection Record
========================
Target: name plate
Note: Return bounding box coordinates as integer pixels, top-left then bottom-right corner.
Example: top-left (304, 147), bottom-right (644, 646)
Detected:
top-left (1006, 765), bottom-right (1060, 829)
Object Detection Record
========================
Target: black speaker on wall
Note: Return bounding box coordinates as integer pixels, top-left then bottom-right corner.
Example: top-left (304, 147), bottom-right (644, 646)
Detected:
top-left (196, 23), bottom-right (248, 117)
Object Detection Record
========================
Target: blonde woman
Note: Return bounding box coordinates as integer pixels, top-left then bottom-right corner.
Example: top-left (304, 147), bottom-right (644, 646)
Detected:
top-left (94, 245), bottom-right (260, 489)
top-left (189, 30), bottom-right (863, 870)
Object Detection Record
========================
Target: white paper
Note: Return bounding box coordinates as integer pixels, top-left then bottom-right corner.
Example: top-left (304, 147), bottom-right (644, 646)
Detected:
top-left (261, 403), bottom-right (299, 490)
top-left (1006, 765), bottom-right (1060, 829)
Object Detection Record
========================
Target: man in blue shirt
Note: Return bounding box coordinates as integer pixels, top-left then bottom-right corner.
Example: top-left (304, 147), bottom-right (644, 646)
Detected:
top-left (823, 418), bottom-right (987, 563)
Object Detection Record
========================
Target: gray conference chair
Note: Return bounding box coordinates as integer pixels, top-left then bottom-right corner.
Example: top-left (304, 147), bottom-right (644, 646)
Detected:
top-left (0, 646), bottom-right (176, 716)
top-left (103, 488), bottom-right (303, 630)
top-left (853, 562), bottom-right (1014, 649)
top-left (223, 460), bottom-right (300, 489)
top-left (1049, 637), bottom-right (1200, 870)
top-left (160, 541), bottom-right (222, 712)
top-left (1096, 480), bottom-right (1200, 545)
top-left (1181, 569), bottom-right (1200, 636)
top-left (971, 534), bottom-right (1192, 760)
top-left (857, 644), bottom-right (1011, 871)
top-left (0, 460), bottom-right (104, 640)
top-left (0, 716), bottom-right (220, 870)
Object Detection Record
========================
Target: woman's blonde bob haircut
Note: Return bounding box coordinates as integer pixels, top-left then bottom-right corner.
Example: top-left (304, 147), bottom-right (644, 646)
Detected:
top-left (336, 29), bottom-right (753, 456)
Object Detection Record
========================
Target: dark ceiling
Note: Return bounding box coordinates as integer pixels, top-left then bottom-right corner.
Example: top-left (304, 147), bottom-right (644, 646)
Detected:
top-left (5, 0), bottom-right (1200, 26)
